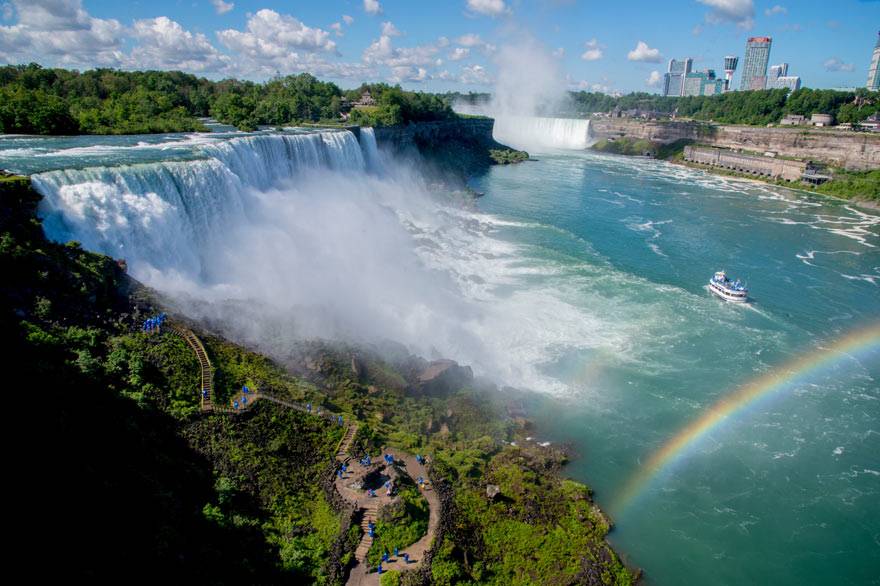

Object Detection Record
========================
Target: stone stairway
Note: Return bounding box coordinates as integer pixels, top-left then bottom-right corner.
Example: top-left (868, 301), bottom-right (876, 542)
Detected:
top-left (336, 424), bottom-right (357, 460)
top-left (354, 500), bottom-right (380, 562)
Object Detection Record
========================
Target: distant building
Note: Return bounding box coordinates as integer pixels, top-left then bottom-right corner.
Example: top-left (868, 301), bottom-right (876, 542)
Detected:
top-left (811, 113), bottom-right (834, 127)
top-left (663, 58), bottom-right (693, 97)
top-left (780, 114), bottom-right (806, 125)
top-left (683, 69), bottom-right (725, 97)
top-left (769, 63), bottom-right (788, 80)
top-left (775, 76), bottom-right (802, 91)
top-left (767, 63), bottom-right (801, 91)
top-left (353, 91), bottom-right (376, 108)
top-left (869, 32), bottom-right (880, 91)
top-left (740, 37), bottom-right (772, 91)
top-left (723, 55), bottom-right (738, 92)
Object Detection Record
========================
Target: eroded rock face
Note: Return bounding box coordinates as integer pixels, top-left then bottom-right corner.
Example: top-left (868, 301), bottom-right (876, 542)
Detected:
top-left (416, 359), bottom-right (474, 397)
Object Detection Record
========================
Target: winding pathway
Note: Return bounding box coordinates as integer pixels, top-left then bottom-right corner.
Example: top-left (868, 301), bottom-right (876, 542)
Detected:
top-left (163, 323), bottom-right (440, 584)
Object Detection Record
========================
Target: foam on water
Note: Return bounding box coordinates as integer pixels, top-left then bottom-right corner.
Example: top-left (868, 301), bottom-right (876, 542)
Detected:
top-left (492, 115), bottom-right (593, 151)
top-left (28, 128), bottom-right (649, 395)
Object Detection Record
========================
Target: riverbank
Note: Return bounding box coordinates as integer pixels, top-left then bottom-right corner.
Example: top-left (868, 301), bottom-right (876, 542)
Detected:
top-left (591, 137), bottom-right (880, 205)
top-left (590, 118), bottom-right (880, 171)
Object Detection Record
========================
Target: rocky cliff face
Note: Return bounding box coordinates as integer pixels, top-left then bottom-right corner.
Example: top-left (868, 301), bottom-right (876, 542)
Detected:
top-left (591, 119), bottom-right (880, 170)
top-left (371, 118), bottom-right (508, 181)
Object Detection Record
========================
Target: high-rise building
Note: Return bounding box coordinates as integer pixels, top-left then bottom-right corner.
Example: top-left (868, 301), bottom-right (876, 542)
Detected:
top-left (683, 69), bottom-right (725, 96)
top-left (723, 55), bottom-right (738, 91)
top-left (868, 31), bottom-right (880, 91)
top-left (768, 63), bottom-right (788, 80)
top-left (740, 37), bottom-right (772, 91)
top-left (774, 76), bottom-right (802, 91)
top-left (663, 58), bottom-right (693, 97)
top-left (766, 63), bottom-right (801, 91)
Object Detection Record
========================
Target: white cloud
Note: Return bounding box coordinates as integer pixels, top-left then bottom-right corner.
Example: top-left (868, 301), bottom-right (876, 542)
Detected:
top-left (697, 0), bottom-right (754, 29)
top-left (453, 33), bottom-right (495, 55)
top-left (1, 3), bottom-right (14, 20)
top-left (823, 57), bottom-right (854, 72)
top-left (0, 0), bottom-right (125, 66)
top-left (217, 9), bottom-right (337, 61)
top-left (627, 40), bottom-right (662, 63)
top-left (342, 14), bottom-right (354, 25)
top-left (390, 65), bottom-right (428, 82)
top-left (692, 24), bottom-right (703, 36)
top-left (465, 0), bottom-right (509, 17)
top-left (449, 47), bottom-right (470, 61)
top-left (552, 47), bottom-right (564, 58)
top-left (456, 33), bottom-right (483, 47)
top-left (459, 63), bottom-right (492, 84)
top-left (646, 70), bottom-right (662, 87)
top-left (381, 21), bottom-right (401, 37)
top-left (571, 79), bottom-right (611, 93)
top-left (210, 0), bottom-right (234, 15)
top-left (362, 34), bottom-right (445, 78)
top-left (580, 38), bottom-right (603, 61)
top-left (130, 16), bottom-right (229, 72)
top-left (363, 0), bottom-right (381, 15)
top-left (764, 4), bottom-right (786, 16)
top-left (330, 22), bottom-right (343, 37)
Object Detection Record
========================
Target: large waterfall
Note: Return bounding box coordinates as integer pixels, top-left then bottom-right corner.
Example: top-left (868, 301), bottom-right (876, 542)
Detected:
top-left (33, 130), bottom-right (371, 278)
top-left (25, 126), bottom-right (622, 394)
top-left (492, 116), bottom-right (592, 151)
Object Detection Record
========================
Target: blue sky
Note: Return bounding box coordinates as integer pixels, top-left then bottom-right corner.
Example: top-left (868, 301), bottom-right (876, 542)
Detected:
top-left (0, 0), bottom-right (877, 93)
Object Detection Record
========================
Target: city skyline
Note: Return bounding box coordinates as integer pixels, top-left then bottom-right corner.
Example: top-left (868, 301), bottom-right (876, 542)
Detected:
top-left (0, 0), bottom-right (877, 93)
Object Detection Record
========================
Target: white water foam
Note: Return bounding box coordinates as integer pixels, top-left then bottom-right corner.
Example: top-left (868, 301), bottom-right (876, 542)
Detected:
top-left (31, 128), bottom-right (639, 394)
top-left (492, 116), bottom-right (593, 151)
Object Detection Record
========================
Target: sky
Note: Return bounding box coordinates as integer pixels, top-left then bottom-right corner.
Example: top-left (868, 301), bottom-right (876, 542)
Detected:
top-left (0, 0), bottom-right (877, 93)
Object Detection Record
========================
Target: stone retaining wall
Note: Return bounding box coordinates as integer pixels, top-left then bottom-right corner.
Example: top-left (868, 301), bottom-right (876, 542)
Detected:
top-left (683, 145), bottom-right (807, 181)
top-left (592, 119), bottom-right (880, 170)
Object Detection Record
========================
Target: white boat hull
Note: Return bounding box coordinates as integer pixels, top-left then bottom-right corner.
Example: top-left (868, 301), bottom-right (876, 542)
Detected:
top-left (708, 281), bottom-right (749, 302)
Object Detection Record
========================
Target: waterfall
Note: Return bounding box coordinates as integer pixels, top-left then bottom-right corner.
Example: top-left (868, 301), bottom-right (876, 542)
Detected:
top-left (492, 116), bottom-right (592, 151)
top-left (358, 127), bottom-right (382, 172)
top-left (31, 130), bottom-right (370, 280)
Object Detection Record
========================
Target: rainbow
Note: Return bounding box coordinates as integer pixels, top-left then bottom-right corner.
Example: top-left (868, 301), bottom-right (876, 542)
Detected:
top-left (614, 322), bottom-right (880, 512)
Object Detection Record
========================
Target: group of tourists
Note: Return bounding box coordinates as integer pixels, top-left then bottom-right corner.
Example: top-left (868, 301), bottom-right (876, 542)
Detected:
top-left (231, 385), bottom-right (252, 410)
top-left (375, 549), bottom-right (411, 575)
top-left (141, 312), bottom-right (166, 333)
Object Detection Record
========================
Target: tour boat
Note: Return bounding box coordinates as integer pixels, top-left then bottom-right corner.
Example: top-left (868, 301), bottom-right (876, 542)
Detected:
top-left (708, 270), bottom-right (749, 303)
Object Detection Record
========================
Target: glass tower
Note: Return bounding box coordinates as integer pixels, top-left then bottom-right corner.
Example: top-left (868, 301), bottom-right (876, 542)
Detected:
top-left (869, 32), bottom-right (880, 91)
top-left (740, 37), bottom-right (772, 91)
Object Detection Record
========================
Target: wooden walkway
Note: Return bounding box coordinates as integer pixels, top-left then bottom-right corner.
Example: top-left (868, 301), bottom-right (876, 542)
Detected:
top-left (167, 323), bottom-right (214, 412)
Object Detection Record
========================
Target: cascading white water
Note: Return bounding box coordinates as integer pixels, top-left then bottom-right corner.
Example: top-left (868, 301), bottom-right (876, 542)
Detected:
top-left (32, 131), bottom-right (368, 278)
top-left (358, 127), bottom-right (382, 171)
top-left (28, 127), bottom-right (628, 394)
top-left (492, 116), bottom-right (592, 151)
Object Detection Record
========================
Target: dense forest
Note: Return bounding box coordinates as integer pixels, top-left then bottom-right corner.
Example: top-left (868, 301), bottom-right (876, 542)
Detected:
top-left (0, 64), bottom-right (453, 135)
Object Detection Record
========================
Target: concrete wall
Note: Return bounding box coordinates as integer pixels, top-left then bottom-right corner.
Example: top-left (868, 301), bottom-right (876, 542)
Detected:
top-left (591, 119), bottom-right (880, 170)
top-left (684, 145), bottom-right (807, 181)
